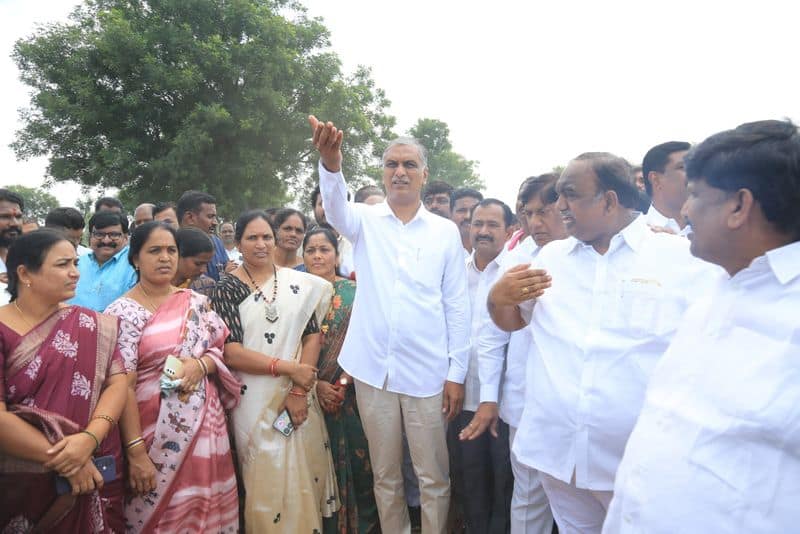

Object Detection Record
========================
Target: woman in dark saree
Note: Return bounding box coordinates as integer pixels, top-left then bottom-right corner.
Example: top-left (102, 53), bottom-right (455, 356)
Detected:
top-left (304, 226), bottom-right (380, 534)
top-left (0, 230), bottom-right (128, 532)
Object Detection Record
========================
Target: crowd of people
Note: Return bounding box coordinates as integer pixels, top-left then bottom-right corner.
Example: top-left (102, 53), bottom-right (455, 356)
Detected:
top-left (0, 115), bottom-right (798, 534)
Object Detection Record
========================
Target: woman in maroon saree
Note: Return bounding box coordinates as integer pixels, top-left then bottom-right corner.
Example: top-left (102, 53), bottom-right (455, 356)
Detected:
top-left (0, 229), bottom-right (128, 532)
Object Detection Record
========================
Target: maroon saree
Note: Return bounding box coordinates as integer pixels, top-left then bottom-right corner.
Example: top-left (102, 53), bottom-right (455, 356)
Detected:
top-left (0, 306), bottom-right (125, 533)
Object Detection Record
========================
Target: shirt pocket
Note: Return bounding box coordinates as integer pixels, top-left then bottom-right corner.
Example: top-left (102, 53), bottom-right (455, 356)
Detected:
top-left (404, 248), bottom-right (443, 290)
top-left (620, 278), bottom-right (684, 337)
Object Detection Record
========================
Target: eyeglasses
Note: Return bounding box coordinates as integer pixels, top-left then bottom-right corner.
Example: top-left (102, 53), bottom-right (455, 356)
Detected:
top-left (91, 231), bottom-right (123, 240)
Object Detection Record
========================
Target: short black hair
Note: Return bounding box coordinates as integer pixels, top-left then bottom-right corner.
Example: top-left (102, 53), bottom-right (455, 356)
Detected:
top-left (88, 211), bottom-right (129, 233)
top-left (471, 198), bottom-right (514, 227)
top-left (423, 180), bottom-right (454, 199)
top-left (519, 173), bottom-right (559, 206)
top-left (5, 229), bottom-right (68, 301)
top-left (176, 227), bottom-right (214, 257)
top-left (45, 207), bottom-right (85, 230)
top-left (0, 188), bottom-right (24, 211)
top-left (153, 201), bottom-right (176, 217)
top-left (273, 208), bottom-right (307, 232)
top-left (574, 152), bottom-right (641, 210)
top-left (354, 185), bottom-right (384, 203)
top-left (642, 141), bottom-right (691, 196)
top-left (177, 190), bottom-right (216, 222)
top-left (686, 119), bottom-right (800, 239)
top-left (235, 210), bottom-right (275, 242)
top-left (94, 196), bottom-right (123, 211)
top-left (450, 188), bottom-right (484, 211)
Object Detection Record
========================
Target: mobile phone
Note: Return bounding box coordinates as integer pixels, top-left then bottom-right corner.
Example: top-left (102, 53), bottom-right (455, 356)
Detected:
top-left (55, 455), bottom-right (117, 495)
top-left (272, 409), bottom-right (295, 437)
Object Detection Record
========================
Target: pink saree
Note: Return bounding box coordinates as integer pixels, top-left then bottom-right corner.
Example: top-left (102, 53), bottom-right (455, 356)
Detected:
top-left (106, 289), bottom-right (241, 533)
top-left (0, 305), bottom-right (125, 533)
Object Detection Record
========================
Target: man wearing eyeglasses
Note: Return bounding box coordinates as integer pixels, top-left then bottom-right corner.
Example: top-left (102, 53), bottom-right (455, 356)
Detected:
top-left (71, 211), bottom-right (137, 311)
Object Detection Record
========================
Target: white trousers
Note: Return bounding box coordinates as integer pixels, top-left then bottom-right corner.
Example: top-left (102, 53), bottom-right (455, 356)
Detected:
top-left (509, 425), bottom-right (554, 534)
top-left (355, 379), bottom-right (450, 534)
top-left (540, 472), bottom-right (612, 534)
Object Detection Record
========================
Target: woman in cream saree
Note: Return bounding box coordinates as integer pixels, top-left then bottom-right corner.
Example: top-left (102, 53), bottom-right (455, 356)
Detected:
top-left (212, 210), bottom-right (339, 533)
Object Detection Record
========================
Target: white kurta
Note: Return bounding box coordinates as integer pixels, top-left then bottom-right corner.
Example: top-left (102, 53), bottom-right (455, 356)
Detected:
top-left (513, 215), bottom-right (723, 490)
top-left (605, 241), bottom-right (800, 533)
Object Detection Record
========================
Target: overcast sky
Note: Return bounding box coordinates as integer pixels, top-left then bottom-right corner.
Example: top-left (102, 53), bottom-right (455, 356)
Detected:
top-left (1, 0), bottom-right (799, 209)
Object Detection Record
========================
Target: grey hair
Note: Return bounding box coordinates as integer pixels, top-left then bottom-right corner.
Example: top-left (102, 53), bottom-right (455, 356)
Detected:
top-left (382, 137), bottom-right (428, 169)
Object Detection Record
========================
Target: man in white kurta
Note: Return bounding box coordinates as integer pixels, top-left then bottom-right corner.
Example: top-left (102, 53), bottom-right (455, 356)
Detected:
top-left (310, 117), bottom-right (470, 534)
top-left (463, 172), bottom-right (567, 534)
top-left (605, 119), bottom-right (800, 533)
top-left (488, 152), bottom-right (720, 533)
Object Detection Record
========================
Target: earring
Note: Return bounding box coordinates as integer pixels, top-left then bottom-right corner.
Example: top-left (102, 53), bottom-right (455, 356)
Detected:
top-left (24, 281), bottom-right (31, 287)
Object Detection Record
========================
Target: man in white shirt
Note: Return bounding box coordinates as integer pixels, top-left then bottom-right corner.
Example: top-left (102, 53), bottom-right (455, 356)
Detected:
top-left (462, 173), bottom-right (566, 534)
top-left (451, 188), bottom-right (484, 254)
top-left (310, 116), bottom-right (471, 534)
top-left (642, 141), bottom-right (691, 234)
top-left (487, 152), bottom-right (717, 533)
top-left (449, 198), bottom-right (514, 533)
top-left (605, 119), bottom-right (800, 533)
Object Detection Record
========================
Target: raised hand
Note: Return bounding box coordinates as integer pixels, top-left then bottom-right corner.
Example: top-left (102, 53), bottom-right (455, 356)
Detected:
top-left (308, 115), bottom-right (343, 173)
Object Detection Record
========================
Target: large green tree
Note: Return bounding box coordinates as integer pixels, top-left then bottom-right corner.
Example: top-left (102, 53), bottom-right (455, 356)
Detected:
top-left (5, 185), bottom-right (59, 222)
top-left (408, 118), bottom-right (483, 190)
top-left (12, 0), bottom-right (395, 216)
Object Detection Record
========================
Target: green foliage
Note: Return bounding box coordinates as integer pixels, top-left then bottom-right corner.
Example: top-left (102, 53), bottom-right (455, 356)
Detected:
top-left (408, 118), bottom-right (483, 190)
top-left (12, 0), bottom-right (395, 216)
top-left (4, 185), bottom-right (59, 221)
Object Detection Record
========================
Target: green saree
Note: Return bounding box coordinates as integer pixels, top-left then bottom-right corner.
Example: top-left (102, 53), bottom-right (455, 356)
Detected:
top-left (318, 279), bottom-right (381, 534)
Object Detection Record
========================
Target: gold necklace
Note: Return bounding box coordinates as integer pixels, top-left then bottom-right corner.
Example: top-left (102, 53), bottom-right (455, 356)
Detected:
top-left (14, 300), bottom-right (36, 331)
top-left (139, 283), bottom-right (170, 312)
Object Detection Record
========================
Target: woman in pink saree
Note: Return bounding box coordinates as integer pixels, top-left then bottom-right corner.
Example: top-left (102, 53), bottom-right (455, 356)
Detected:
top-left (0, 229), bottom-right (128, 532)
top-left (105, 222), bottom-right (241, 533)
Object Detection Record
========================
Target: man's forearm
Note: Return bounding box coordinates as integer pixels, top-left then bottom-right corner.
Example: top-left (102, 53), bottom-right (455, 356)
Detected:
top-left (487, 298), bottom-right (527, 332)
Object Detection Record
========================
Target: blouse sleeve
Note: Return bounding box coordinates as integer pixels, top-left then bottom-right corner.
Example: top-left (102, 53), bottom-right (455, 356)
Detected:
top-left (210, 276), bottom-right (250, 344)
top-left (302, 311), bottom-right (320, 337)
top-left (104, 299), bottom-right (146, 373)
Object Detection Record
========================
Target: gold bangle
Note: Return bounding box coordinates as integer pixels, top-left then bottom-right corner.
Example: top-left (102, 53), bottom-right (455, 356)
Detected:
top-left (91, 414), bottom-right (116, 427)
top-left (126, 439), bottom-right (145, 452)
top-left (125, 436), bottom-right (144, 449)
top-left (197, 357), bottom-right (209, 376)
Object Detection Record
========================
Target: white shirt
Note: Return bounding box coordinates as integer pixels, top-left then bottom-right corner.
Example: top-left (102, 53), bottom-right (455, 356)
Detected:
top-left (464, 250), bottom-right (503, 412)
top-left (319, 162), bottom-right (471, 397)
top-left (226, 246), bottom-right (242, 264)
top-left (77, 244), bottom-right (91, 256)
top-left (644, 204), bottom-right (688, 236)
top-left (337, 235), bottom-right (354, 277)
top-left (0, 256), bottom-right (5, 274)
top-left (477, 237), bottom-right (541, 427)
top-left (604, 241), bottom-right (800, 533)
top-left (512, 214), bottom-right (722, 490)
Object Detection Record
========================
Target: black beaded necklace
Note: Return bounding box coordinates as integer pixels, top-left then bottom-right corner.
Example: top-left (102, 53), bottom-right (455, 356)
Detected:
top-left (242, 263), bottom-right (279, 323)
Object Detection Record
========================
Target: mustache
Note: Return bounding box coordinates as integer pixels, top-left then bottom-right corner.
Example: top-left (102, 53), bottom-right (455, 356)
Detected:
top-left (475, 235), bottom-right (494, 242)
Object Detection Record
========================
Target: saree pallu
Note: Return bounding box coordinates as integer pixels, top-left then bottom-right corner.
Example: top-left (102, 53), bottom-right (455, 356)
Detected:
top-left (106, 290), bottom-right (241, 533)
top-left (317, 279), bottom-right (380, 534)
top-left (0, 306), bottom-right (125, 533)
top-left (217, 268), bottom-right (339, 533)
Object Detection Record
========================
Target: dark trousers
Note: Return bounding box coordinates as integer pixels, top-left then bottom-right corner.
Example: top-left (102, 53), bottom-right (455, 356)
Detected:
top-left (447, 410), bottom-right (514, 534)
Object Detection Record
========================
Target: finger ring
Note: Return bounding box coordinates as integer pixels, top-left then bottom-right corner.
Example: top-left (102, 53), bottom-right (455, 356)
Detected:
top-left (521, 286), bottom-right (530, 295)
